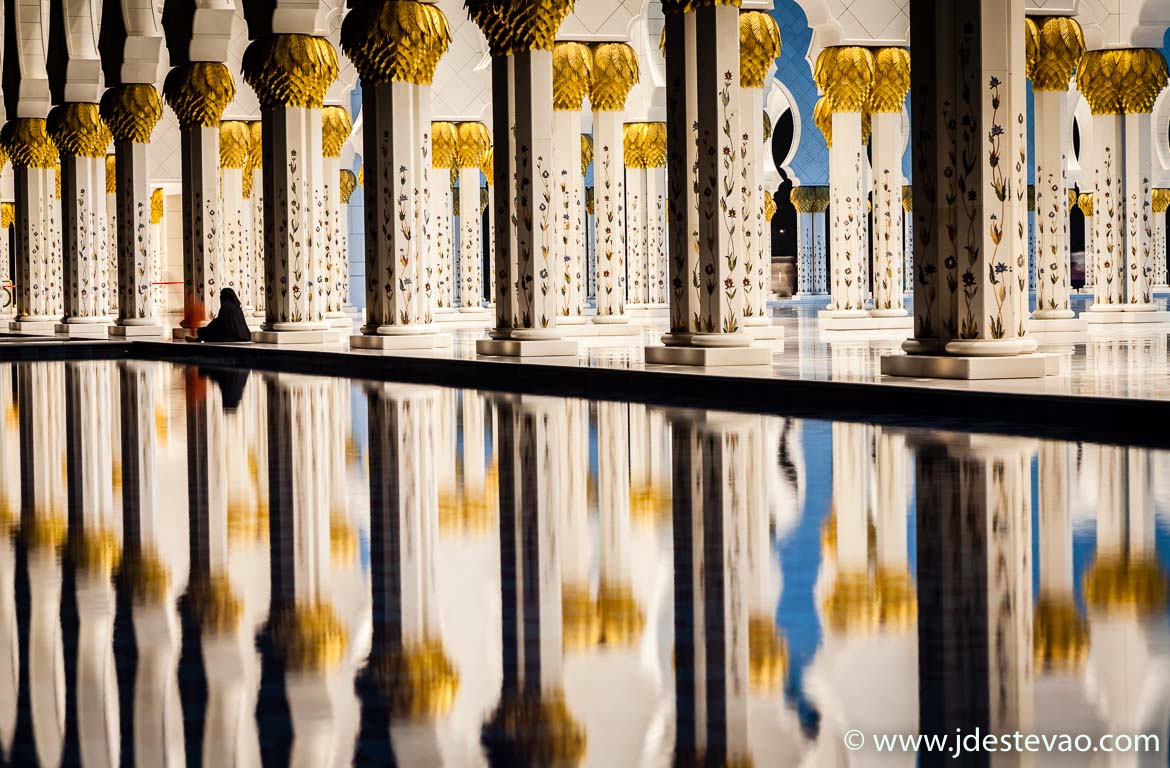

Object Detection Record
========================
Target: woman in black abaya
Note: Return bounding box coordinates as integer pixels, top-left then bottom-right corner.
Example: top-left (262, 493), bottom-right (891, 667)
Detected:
top-left (196, 288), bottom-right (252, 342)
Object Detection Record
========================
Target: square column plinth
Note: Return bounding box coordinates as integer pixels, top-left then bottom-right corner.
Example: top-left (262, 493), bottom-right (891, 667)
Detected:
top-left (881, 352), bottom-right (1060, 380)
top-left (475, 338), bottom-right (578, 357)
top-left (645, 344), bottom-right (772, 367)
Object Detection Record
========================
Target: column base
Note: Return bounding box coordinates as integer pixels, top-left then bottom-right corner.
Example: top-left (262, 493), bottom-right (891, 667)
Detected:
top-left (251, 330), bottom-right (327, 345)
top-left (475, 338), bottom-right (578, 357)
top-left (458, 305), bottom-right (491, 316)
top-left (1084, 304), bottom-right (1170, 324)
top-left (326, 315), bottom-right (354, 329)
top-left (645, 343), bottom-right (772, 367)
top-left (881, 352), bottom-right (1059, 380)
top-left (55, 322), bottom-right (111, 338)
top-left (1025, 316), bottom-right (1088, 333)
top-left (818, 311), bottom-right (914, 332)
top-left (742, 322), bottom-right (785, 341)
top-left (591, 314), bottom-right (629, 325)
top-left (556, 314), bottom-right (588, 326)
top-left (869, 308), bottom-right (909, 318)
top-left (9, 319), bottom-right (58, 334)
top-left (435, 309), bottom-right (486, 324)
top-left (557, 322), bottom-right (644, 338)
top-left (625, 303), bottom-right (668, 319)
top-left (793, 291), bottom-right (830, 300)
top-left (108, 323), bottom-right (165, 337)
top-left (350, 332), bottom-right (446, 350)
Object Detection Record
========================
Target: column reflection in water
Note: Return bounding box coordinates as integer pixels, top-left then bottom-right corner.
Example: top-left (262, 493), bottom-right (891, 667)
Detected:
top-left (119, 361), bottom-right (187, 767)
top-left (360, 383), bottom-right (458, 762)
top-left (910, 431), bottom-right (1036, 763)
top-left (481, 395), bottom-right (586, 766)
top-left (806, 423), bottom-right (918, 766)
top-left (0, 367), bottom-right (18, 759)
top-left (1084, 446), bottom-right (1170, 745)
top-left (266, 373), bottom-right (365, 766)
top-left (182, 365), bottom-right (263, 768)
top-left (16, 362), bottom-right (68, 767)
top-left (64, 361), bottom-right (122, 768)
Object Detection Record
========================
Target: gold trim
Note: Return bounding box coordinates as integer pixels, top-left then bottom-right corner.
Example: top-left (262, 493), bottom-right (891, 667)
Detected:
top-left (46, 103), bottom-right (111, 158)
top-left (590, 43), bottom-right (639, 112)
top-left (455, 121), bottom-right (490, 170)
top-left (553, 41), bottom-right (593, 111)
top-left (243, 34), bottom-right (338, 109)
top-left (1026, 16), bottom-right (1084, 92)
top-left (150, 188), bottom-right (165, 224)
top-left (866, 47), bottom-right (910, 113)
top-left (739, 11), bottom-right (781, 89)
top-left (431, 121), bottom-right (458, 169)
top-left (99, 83), bottom-right (163, 143)
top-left (163, 62), bottom-right (236, 128)
top-left (341, 0), bottom-right (452, 85)
top-left (340, 169), bottom-right (357, 203)
top-left (814, 46), bottom-right (875, 114)
top-left (322, 105), bottom-right (353, 158)
top-left (105, 154), bottom-right (117, 194)
top-left (219, 121), bottom-right (252, 169)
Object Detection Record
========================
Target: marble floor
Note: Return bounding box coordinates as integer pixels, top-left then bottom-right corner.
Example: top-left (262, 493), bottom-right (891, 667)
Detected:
top-left (4, 292), bottom-right (1170, 405)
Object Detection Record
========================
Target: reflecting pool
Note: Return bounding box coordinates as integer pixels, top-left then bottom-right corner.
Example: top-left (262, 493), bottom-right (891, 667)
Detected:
top-left (0, 360), bottom-right (1166, 766)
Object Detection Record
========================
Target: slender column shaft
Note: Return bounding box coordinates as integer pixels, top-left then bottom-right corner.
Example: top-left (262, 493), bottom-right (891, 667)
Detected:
top-left (489, 50), bottom-right (562, 339)
top-left (1153, 193), bottom-right (1168, 289)
top-left (323, 154), bottom-right (344, 318)
top-left (1089, 115), bottom-right (1126, 307)
top-left (458, 168), bottom-right (484, 311)
top-left (646, 165), bottom-right (667, 305)
top-left (359, 81), bottom-right (434, 335)
top-left (740, 85), bottom-right (768, 322)
top-left (902, 190), bottom-right (913, 294)
top-left (250, 161), bottom-right (265, 316)
top-left (180, 125), bottom-right (223, 326)
top-left (827, 111), bottom-right (867, 314)
top-left (114, 143), bottom-right (159, 325)
top-left (556, 114), bottom-right (586, 317)
top-left (220, 164), bottom-right (246, 299)
top-left (56, 148), bottom-right (110, 324)
top-left (1122, 112), bottom-right (1155, 307)
top-left (665, 11), bottom-right (701, 335)
top-left (625, 163), bottom-right (647, 305)
top-left (149, 189), bottom-right (165, 313)
top-left (260, 106), bottom-right (328, 331)
top-left (592, 110), bottom-right (627, 321)
top-left (106, 181), bottom-right (118, 314)
top-left (1033, 90), bottom-right (1074, 318)
top-left (870, 112), bottom-right (906, 315)
top-left (12, 160), bottom-right (62, 322)
top-left (903, 0), bottom-right (1033, 357)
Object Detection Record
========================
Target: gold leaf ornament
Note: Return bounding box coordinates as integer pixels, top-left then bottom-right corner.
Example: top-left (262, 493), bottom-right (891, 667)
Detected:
top-left (814, 46), bottom-right (876, 114)
top-left (590, 43), bottom-right (639, 111)
top-left (790, 185), bottom-right (829, 213)
top-left (1152, 188), bottom-right (1170, 214)
top-left (242, 34), bottom-right (339, 109)
top-left (1078, 192), bottom-right (1093, 216)
top-left (322, 106), bottom-right (354, 158)
top-left (46, 103), bottom-right (111, 158)
top-left (1116, 48), bottom-right (1169, 114)
top-left (739, 11), bottom-right (781, 89)
top-left (99, 83), bottom-right (163, 143)
top-left (902, 185), bottom-right (913, 213)
top-left (342, 0), bottom-right (452, 85)
top-left (1026, 16), bottom-right (1084, 92)
top-left (163, 62), bottom-right (236, 128)
top-left (813, 96), bottom-right (832, 147)
top-left (105, 155), bottom-right (117, 194)
top-left (150, 188), bottom-right (165, 224)
top-left (218, 121), bottom-right (252, 169)
top-left (866, 47), bottom-right (910, 113)
top-left (0, 203), bottom-right (13, 229)
top-left (580, 134), bottom-right (593, 176)
top-left (480, 146), bottom-right (494, 186)
top-left (763, 192), bottom-right (777, 221)
top-left (455, 121), bottom-right (490, 169)
top-left (553, 41), bottom-right (593, 111)
top-left (431, 121), bottom-right (458, 169)
top-left (0, 118), bottom-right (58, 169)
top-left (340, 169), bottom-right (358, 203)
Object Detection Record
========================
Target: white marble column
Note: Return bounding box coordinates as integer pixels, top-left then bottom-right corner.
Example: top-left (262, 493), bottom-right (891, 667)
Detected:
top-left (48, 103), bottom-right (112, 336)
top-left (668, 409), bottom-right (753, 765)
top-left (149, 188), bottom-right (165, 314)
top-left (0, 202), bottom-right (11, 321)
top-left (884, 0), bottom-right (1042, 380)
top-left (338, 168), bottom-right (356, 314)
top-left (218, 120), bottom-right (250, 306)
top-left (1078, 192), bottom-right (1094, 292)
top-left (739, 12), bottom-right (782, 334)
top-left (646, 158), bottom-right (668, 307)
top-left (1028, 18), bottom-right (1084, 331)
top-left (624, 125), bottom-right (649, 308)
top-left (1151, 188), bottom-right (1169, 291)
top-left (455, 122), bottom-right (490, 315)
top-left (552, 44), bottom-right (590, 324)
top-left (342, 7), bottom-right (449, 350)
top-left (105, 155), bottom-right (118, 316)
top-left (3, 119), bottom-right (63, 332)
top-left (1080, 48), bottom-right (1168, 322)
top-left (322, 105), bottom-right (353, 328)
top-left (161, 63), bottom-right (234, 337)
top-left (816, 49), bottom-right (874, 320)
top-left (902, 185), bottom-right (913, 297)
top-left (430, 121), bottom-right (456, 316)
top-left (243, 36), bottom-right (340, 343)
top-left (792, 186), bottom-right (829, 296)
top-left (467, 3), bottom-right (578, 357)
top-left (868, 48), bottom-right (911, 320)
top-left (247, 120), bottom-right (265, 318)
top-left (647, 3), bottom-right (769, 366)
top-left (102, 84), bottom-right (166, 335)
top-left (590, 43), bottom-right (638, 325)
